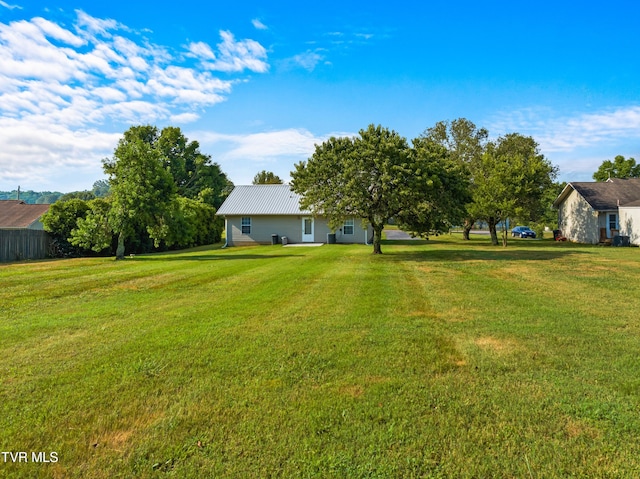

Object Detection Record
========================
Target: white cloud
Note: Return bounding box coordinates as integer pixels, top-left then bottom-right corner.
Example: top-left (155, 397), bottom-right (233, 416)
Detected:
top-left (489, 106), bottom-right (640, 153)
top-left (170, 112), bottom-right (201, 124)
top-left (252, 19), bottom-right (268, 30)
top-left (487, 106), bottom-right (640, 180)
top-left (74, 10), bottom-right (120, 38)
top-left (0, 10), bottom-right (269, 190)
top-left (203, 30), bottom-right (268, 73)
top-left (32, 17), bottom-right (85, 47)
top-left (193, 128), bottom-right (355, 184)
top-left (0, 117), bottom-right (119, 188)
top-left (289, 50), bottom-right (325, 72)
top-left (0, 1), bottom-right (21, 10)
top-left (186, 41), bottom-right (216, 60)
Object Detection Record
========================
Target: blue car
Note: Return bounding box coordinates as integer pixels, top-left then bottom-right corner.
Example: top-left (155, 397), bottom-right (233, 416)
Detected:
top-left (511, 226), bottom-right (536, 238)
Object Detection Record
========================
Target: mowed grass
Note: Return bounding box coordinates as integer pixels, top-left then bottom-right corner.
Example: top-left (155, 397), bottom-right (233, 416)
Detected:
top-left (1, 236), bottom-right (640, 478)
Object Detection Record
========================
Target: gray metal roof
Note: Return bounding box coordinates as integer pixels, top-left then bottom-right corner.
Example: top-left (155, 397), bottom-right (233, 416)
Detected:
top-left (216, 185), bottom-right (311, 216)
top-left (553, 178), bottom-right (640, 210)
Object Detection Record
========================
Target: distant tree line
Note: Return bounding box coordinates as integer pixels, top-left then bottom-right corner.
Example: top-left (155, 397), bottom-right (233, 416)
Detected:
top-left (42, 125), bottom-right (232, 258)
top-left (252, 170), bottom-right (283, 184)
top-left (0, 181), bottom-right (110, 205)
top-left (36, 120), bottom-right (634, 258)
top-left (592, 155), bottom-right (640, 181)
top-left (0, 190), bottom-right (63, 204)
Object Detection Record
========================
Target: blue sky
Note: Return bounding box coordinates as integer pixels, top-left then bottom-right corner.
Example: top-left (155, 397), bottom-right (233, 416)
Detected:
top-left (1, 0), bottom-right (639, 192)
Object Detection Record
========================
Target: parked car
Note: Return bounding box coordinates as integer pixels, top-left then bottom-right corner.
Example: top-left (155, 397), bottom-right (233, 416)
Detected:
top-left (511, 226), bottom-right (536, 238)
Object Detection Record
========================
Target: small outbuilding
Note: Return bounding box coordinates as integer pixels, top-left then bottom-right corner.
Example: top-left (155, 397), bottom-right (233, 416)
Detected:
top-left (0, 200), bottom-right (51, 261)
top-left (216, 184), bottom-right (373, 246)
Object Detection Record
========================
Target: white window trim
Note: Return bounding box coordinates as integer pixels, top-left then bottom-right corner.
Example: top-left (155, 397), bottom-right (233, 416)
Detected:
top-left (241, 217), bottom-right (251, 235)
top-left (343, 218), bottom-right (354, 235)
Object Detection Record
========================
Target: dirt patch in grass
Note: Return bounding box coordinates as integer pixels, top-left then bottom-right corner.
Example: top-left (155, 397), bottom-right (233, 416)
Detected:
top-left (92, 413), bottom-right (163, 453)
top-left (565, 417), bottom-right (600, 439)
top-left (114, 273), bottom-right (179, 291)
top-left (475, 336), bottom-right (519, 355)
top-left (365, 375), bottom-right (391, 384)
top-left (339, 384), bottom-right (365, 398)
top-left (440, 305), bottom-right (479, 323)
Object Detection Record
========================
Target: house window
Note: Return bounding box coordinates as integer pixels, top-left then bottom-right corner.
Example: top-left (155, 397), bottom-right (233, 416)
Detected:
top-left (609, 213), bottom-right (617, 231)
top-left (241, 217), bottom-right (251, 234)
top-left (343, 218), bottom-right (354, 235)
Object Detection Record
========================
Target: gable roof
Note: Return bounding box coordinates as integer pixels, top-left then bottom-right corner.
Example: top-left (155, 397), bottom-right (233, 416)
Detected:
top-left (553, 178), bottom-right (640, 210)
top-left (621, 200), bottom-right (640, 208)
top-left (216, 185), bottom-right (311, 216)
top-left (0, 200), bottom-right (50, 228)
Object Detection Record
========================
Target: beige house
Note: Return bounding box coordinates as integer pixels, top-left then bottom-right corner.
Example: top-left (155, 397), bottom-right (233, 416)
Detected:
top-left (216, 185), bottom-right (373, 246)
top-left (619, 201), bottom-right (640, 246)
top-left (553, 178), bottom-right (640, 245)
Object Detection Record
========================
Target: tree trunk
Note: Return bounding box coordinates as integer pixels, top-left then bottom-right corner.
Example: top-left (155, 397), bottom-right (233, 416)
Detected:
top-left (501, 219), bottom-right (509, 247)
top-left (462, 217), bottom-right (475, 240)
top-left (115, 231), bottom-right (126, 260)
top-left (488, 217), bottom-right (499, 246)
top-left (372, 223), bottom-right (384, 254)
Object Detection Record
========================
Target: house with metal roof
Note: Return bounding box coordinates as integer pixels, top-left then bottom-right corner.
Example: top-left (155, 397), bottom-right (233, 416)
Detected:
top-left (216, 184), bottom-right (373, 246)
top-left (0, 200), bottom-right (51, 261)
top-left (553, 178), bottom-right (640, 245)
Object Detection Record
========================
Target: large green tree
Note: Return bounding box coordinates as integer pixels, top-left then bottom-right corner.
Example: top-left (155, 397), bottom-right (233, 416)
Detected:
top-left (396, 137), bottom-right (471, 237)
top-left (420, 118), bottom-right (488, 239)
top-left (41, 198), bottom-right (91, 256)
top-left (469, 133), bottom-right (557, 246)
top-left (291, 124), bottom-right (466, 254)
top-left (157, 126), bottom-right (232, 208)
top-left (69, 198), bottom-right (112, 253)
top-left (103, 126), bottom-right (176, 259)
top-left (592, 155), bottom-right (640, 181)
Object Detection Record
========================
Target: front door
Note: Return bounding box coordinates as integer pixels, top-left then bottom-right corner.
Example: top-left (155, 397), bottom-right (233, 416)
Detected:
top-left (302, 217), bottom-right (314, 242)
top-left (607, 213), bottom-right (618, 238)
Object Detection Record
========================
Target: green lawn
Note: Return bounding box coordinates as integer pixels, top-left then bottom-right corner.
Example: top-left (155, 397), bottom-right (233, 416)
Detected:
top-left (1, 237), bottom-right (640, 478)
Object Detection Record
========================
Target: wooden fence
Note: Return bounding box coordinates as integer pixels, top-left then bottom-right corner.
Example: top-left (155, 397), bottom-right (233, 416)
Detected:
top-left (0, 229), bottom-right (51, 262)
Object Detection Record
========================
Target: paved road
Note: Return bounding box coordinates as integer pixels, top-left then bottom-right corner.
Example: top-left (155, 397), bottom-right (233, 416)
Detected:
top-left (384, 229), bottom-right (421, 240)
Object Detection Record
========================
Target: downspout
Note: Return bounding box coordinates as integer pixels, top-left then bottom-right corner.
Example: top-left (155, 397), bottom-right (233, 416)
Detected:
top-left (365, 224), bottom-right (371, 245)
top-left (221, 218), bottom-right (229, 248)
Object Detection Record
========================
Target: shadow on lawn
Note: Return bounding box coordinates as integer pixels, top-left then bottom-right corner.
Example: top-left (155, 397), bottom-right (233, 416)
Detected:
top-left (384, 244), bottom-right (586, 263)
top-left (128, 253), bottom-right (305, 262)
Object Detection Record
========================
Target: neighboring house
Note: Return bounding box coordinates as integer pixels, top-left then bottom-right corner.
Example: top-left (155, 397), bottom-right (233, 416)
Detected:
top-left (216, 184), bottom-right (373, 246)
top-left (0, 200), bottom-right (51, 261)
top-left (553, 178), bottom-right (640, 245)
top-left (619, 200), bottom-right (640, 246)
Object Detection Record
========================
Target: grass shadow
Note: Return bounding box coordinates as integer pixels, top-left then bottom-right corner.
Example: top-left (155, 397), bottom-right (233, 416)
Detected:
top-left (128, 253), bottom-right (306, 261)
top-left (384, 242), bottom-right (589, 263)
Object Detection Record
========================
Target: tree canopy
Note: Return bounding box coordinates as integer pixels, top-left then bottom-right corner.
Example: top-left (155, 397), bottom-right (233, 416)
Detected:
top-left (469, 133), bottom-right (557, 246)
top-left (97, 125), bottom-right (230, 259)
top-left (592, 155), bottom-right (640, 181)
top-left (104, 126), bottom-right (177, 259)
top-left (420, 118), bottom-right (488, 239)
top-left (42, 125), bottom-right (229, 259)
top-left (291, 124), bottom-right (469, 253)
top-left (156, 126), bottom-right (232, 208)
top-left (253, 170), bottom-right (283, 184)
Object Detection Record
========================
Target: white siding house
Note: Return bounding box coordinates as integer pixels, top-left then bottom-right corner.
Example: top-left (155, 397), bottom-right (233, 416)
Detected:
top-left (620, 201), bottom-right (640, 246)
top-left (553, 178), bottom-right (640, 244)
top-left (216, 185), bottom-right (373, 246)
